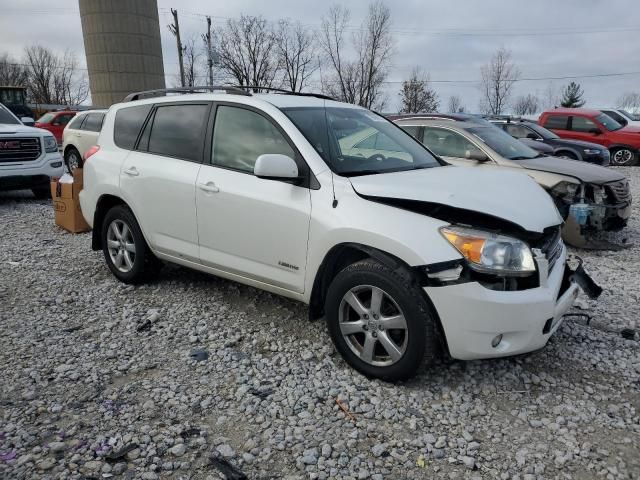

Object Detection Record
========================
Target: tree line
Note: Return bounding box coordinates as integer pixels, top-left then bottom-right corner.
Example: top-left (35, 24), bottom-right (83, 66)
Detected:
top-left (1, 0), bottom-right (639, 115)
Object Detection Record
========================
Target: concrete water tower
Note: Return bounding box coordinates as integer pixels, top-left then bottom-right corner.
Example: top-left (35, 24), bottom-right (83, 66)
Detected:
top-left (79, 0), bottom-right (166, 107)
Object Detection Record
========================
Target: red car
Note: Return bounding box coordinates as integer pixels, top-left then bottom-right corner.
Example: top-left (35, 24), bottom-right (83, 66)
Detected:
top-left (539, 108), bottom-right (640, 166)
top-left (34, 111), bottom-right (77, 145)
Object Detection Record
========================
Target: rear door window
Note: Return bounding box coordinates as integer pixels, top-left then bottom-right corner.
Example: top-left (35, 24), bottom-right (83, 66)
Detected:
top-left (67, 114), bottom-right (86, 130)
top-left (82, 113), bottom-right (105, 132)
top-left (399, 125), bottom-right (421, 141)
top-left (422, 127), bottom-right (483, 158)
top-left (542, 115), bottom-right (569, 130)
top-left (147, 104), bottom-right (209, 162)
top-left (114, 104), bottom-right (153, 150)
top-left (505, 124), bottom-right (534, 139)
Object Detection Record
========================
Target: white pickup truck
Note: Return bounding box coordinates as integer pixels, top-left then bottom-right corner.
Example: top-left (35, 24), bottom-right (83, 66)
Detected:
top-left (0, 103), bottom-right (64, 198)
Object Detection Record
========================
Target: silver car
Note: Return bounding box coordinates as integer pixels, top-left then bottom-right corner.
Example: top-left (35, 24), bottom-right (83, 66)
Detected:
top-left (391, 117), bottom-right (631, 247)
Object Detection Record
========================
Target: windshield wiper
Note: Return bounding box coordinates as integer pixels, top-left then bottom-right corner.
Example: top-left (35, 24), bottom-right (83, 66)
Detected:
top-left (509, 155), bottom-right (537, 160)
top-left (338, 169), bottom-right (385, 177)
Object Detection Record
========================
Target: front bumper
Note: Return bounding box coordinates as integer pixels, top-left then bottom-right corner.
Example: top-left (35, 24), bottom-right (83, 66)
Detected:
top-left (583, 150), bottom-right (610, 166)
top-left (0, 152), bottom-right (64, 191)
top-left (425, 248), bottom-right (584, 360)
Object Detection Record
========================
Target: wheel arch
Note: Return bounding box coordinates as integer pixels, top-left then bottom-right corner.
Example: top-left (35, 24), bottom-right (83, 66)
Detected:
top-left (63, 143), bottom-right (80, 157)
top-left (91, 194), bottom-right (129, 251)
top-left (309, 243), bottom-right (424, 320)
top-left (553, 147), bottom-right (581, 160)
top-left (608, 143), bottom-right (638, 152)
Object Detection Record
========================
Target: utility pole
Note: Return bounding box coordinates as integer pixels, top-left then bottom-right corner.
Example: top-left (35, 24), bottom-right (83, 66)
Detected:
top-left (168, 8), bottom-right (185, 87)
top-left (205, 16), bottom-right (214, 87)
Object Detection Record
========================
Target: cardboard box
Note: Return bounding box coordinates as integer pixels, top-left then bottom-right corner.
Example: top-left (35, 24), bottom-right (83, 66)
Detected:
top-left (51, 169), bottom-right (91, 233)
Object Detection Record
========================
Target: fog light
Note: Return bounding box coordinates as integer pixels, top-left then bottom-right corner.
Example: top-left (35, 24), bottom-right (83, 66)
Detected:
top-left (491, 334), bottom-right (503, 348)
top-left (51, 161), bottom-right (62, 168)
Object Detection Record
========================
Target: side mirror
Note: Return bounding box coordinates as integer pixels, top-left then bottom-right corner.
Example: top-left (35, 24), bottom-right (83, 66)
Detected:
top-left (465, 150), bottom-right (489, 162)
top-left (254, 154), bottom-right (300, 182)
top-left (20, 117), bottom-right (34, 126)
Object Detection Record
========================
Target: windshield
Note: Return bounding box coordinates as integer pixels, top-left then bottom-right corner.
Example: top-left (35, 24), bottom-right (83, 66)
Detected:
top-left (282, 106), bottom-right (440, 176)
top-left (466, 126), bottom-right (540, 160)
top-left (0, 105), bottom-right (20, 125)
top-left (36, 113), bottom-right (55, 124)
top-left (528, 123), bottom-right (559, 139)
top-left (595, 113), bottom-right (622, 131)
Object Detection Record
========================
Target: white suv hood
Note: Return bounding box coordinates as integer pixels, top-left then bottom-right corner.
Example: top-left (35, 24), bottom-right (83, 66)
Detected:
top-left (0, 123), bottom-right (47, 135)
top-left (349, 166), bottom-right (562, 233)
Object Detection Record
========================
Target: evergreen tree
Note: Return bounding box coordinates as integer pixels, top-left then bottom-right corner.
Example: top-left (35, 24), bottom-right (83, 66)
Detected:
top-left (560, 82), bottom-right (586, 108)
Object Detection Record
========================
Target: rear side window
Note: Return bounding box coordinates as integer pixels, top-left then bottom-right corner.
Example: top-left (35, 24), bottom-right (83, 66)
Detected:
top-left (147, 104), bottom-right (209, 161)
top-left (114, 105), bottom-right (152, 150)
top-left (542, 115), bottom-right (569, 130)
top-left (82, 113), bottom-right (105, 132)
top-left (505, 124), bottom-right (533, 139)
top-left (67, 114), bottom-right (86, 130)
top-left (212, 105), bottom-right (295, 173)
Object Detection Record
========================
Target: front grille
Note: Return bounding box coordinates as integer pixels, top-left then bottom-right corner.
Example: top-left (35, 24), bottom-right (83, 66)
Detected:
top-left (534, 226), bottom-right (563, 272)
top-left (0, 137), bottom-right (42, 163)
top-left (606, 179), bottom-right (631, 203)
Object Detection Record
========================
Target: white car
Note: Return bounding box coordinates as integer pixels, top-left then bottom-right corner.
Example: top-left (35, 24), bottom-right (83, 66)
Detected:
top-left (0, 102), bottom-right (64, 198)
top-left (62, 109), bottom-right (107, 173)
top-left (599, 109), bottom-right (640, 127)
top-left (79, 87), bottom-right (599, 381)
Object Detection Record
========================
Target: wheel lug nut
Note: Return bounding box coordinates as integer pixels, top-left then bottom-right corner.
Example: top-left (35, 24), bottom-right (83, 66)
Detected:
top-left (372, 332), bottom-right (378, 338)
top-left (363, 314), bottom-right (369, 319)
top-left (363, 325), bottom-right (368, 331)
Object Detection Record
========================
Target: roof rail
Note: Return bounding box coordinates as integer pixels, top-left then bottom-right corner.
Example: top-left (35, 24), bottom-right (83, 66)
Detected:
top-left (234, 86), bottom-right (335, 101)
top-left (123, 86), bottom-right (251, 102)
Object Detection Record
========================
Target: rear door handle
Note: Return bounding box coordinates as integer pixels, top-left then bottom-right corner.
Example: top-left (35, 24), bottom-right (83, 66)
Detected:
top-left (124, 167), bottom-right (139, 177)
top-left (198, 181), bottom-right (219, 193)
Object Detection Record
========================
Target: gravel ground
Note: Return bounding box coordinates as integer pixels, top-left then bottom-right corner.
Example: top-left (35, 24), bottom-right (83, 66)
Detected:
top-left (0, 168), bottom-right (639, 480)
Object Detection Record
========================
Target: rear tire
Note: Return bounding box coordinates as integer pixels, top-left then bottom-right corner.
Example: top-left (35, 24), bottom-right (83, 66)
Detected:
top-left (101, 205), bottom-right (161, 284)
top-left (325, 258), bottom-right (438, 381)
top-left (32, 186), bottom-right (51, 199)
top-left (610, 148), bottom-right (638, 166)
top-left (64, 147), bottom-right (82, 173)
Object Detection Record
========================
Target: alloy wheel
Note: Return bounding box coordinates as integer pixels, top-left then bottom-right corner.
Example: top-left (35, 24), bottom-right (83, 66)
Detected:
top-left (67, 150), bottom-right (81, 172)
top-left (338, 285), bottom-right (408, 367)
top-left (106, 219), bottom-right (136, 273)
top-left (612, 149), bottom-right (633, 165)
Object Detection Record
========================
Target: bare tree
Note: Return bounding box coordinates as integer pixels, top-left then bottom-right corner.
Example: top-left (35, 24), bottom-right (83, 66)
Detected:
top-left (616, 92), bottom-right (640, 112)
top-left (216, 15), bottom-right (280, 91)
top-left (0, 53), bottom-right (29, 86)
top-left (512, 94), bottom-right (539, 115)
top-left (447, 95), bottom-right (465, 113)
top-left (542, 82), bottom-right (561, 110)
top-left (275, 20), bottom-right (318, 92)
top-left (479, 47), bottom-right (520, 115)
top-left (320, 1), bottom-right (393, 109)
top-left (398, 67), bottom-right (438, 113)
top-left (23, 46), bottom-right (88, 105)
top-left (181, 37), bottom-right (202, 87)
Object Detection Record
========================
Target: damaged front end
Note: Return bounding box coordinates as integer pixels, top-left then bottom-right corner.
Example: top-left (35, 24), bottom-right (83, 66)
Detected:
top-left (550, 179), bottom-right (632, 248)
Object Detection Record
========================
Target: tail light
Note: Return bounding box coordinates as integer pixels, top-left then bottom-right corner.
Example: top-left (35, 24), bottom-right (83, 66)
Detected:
top-left (83, 145), bottom-right (100, 161)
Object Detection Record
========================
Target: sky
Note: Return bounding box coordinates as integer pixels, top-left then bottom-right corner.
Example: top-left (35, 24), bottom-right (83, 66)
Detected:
top-left (1, 0), bottom-right (639, 112)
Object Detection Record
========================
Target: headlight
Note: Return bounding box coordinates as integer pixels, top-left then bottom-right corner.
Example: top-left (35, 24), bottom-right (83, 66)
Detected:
top-left (551, 181), bottom-right (578, 198)
top-left (43, 135), bottom-right (58, 153)
top-left (440, 226), bottom-right (536, 276)
top-left (583, 149), bottom-right (601, 155)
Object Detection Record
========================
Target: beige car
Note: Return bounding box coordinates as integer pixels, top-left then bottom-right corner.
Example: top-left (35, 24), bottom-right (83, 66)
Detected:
top-left (391, 117), bottom-right (631, 247)
top-left (62, 109), bottom-right (107, 173)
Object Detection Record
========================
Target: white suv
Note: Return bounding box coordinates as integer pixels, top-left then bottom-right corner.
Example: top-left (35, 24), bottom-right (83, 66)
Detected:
top-left (79, 87), bottom-right (599, 381)
top-left (0, 102), bottom-right (64, 198)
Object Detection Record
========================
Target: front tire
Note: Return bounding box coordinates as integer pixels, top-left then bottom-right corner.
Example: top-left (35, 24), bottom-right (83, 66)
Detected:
top-left (325, 259), bottom-right (438, 381)
top-left (64, 147), bottom-right (82, 173)
top-left (610, 148), bottom-right (638, 166)
top-left (101, 205), bottom-right (160, 284)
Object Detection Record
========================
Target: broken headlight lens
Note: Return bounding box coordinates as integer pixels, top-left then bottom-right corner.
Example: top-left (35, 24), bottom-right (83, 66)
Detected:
top-left (551, 181), bottom-right (579, 198)
top-left (440, 226), bottom-right (536, 276)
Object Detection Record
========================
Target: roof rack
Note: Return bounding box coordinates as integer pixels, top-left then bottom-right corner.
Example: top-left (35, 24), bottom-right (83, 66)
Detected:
top-left (123, 86), bottom-right (252, 102)
top-left (234, 86), bottom-right (335, 101)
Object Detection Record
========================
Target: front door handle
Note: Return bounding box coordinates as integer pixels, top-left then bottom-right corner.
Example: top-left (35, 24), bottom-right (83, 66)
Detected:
top-left (198, 181), bottom-right (219, 193)
top-left (124, 167), bottom-right (139, 177)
